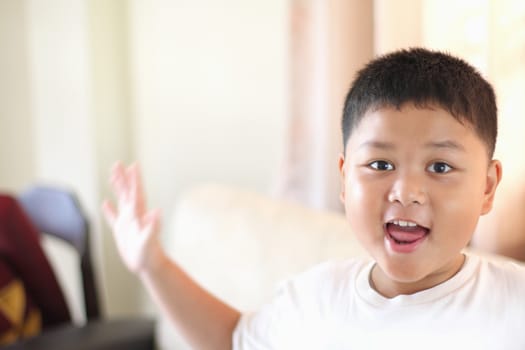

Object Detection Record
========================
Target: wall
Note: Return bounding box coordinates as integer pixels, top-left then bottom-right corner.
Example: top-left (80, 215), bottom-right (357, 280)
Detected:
top-left (128, 0), bottom-right (288, 217)
top-left (0, 0), bottom-right (34, 191)
top-left (0, 0), bottom-right (289, 318)
top-left (374, 0), bottom-right (422, 54)
top-left (88, 0), bottom-right (140, 316)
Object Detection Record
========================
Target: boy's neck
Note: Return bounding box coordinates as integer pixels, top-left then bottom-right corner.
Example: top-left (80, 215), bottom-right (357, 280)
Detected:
top-left (369, 254), bottom-right (466, 298)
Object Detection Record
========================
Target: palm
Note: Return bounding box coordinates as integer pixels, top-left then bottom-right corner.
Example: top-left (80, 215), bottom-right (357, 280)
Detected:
top-left (103, 163), bottom-right (161, 273)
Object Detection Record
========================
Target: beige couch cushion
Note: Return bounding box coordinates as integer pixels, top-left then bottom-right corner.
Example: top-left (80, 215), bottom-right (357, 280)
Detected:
top-left (157, 184), bottom-right (367, 349)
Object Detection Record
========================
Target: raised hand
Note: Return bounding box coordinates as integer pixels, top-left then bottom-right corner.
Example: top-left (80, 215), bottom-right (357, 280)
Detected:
top-left (102, 163), bottom-right (239, 350)
top-left (102, 162), bottom-right (163, 274)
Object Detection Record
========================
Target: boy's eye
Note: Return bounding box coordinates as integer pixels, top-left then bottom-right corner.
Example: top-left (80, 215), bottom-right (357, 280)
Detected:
top-left (368, 160), bottom-right (394, 171)
top-left (427, 162), bottom-right (452, 174)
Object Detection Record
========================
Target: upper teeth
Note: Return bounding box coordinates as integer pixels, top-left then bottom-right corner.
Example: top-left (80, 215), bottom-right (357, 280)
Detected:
top-left (392, 220), bottom-right (417, 227)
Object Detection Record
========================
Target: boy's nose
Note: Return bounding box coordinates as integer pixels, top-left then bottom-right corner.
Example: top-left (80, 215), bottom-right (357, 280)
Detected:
top-left (387, 173), bottom-right (427, 206)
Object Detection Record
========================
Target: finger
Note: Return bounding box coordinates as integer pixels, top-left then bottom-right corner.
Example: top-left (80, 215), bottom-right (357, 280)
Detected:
top-left (134, 163), bottom-right (146, 215)
top-left (110, 161), bottom-right (124, 187)
top-left (101, 200), bottom-right (117, 228)
top-left (128, 163), bottom-right (146, 216)
top-left (111, 162), bottom-right (130, 205)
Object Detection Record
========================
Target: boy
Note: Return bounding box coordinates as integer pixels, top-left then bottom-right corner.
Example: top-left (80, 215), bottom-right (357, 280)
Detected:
top-left (102, 48), bottom-right (525, 349)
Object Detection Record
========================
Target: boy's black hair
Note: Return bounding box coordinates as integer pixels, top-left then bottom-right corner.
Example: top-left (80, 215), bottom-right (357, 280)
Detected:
top-left (342, 48), bottom-right (497, 157)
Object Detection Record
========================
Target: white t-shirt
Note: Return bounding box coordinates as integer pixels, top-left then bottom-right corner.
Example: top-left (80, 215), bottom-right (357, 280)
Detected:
top-left (233, 253), bottom-right (525, 349)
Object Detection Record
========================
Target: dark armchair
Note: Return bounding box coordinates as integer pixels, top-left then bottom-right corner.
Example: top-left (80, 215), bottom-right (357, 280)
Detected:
top-left (1, 186), bottom-right (155, 349)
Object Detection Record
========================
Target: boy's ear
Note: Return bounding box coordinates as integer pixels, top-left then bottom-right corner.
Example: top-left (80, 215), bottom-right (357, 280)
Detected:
top-left (338, 153), bottom-right (346, 203)
top-left (481, 159), bottom-right (502, 215)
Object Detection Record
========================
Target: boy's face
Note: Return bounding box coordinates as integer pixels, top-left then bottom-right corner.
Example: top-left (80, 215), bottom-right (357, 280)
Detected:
top-left (339, 104), bottom-right (501, 297)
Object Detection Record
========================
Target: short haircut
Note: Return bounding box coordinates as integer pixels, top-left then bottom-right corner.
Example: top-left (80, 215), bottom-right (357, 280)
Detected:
top-left (342, 48), bottom-right (497, 157)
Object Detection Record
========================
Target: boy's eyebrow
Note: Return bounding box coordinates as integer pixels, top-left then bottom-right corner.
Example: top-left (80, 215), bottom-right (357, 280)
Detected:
top-left (358, 141), bottom-right (395, 150)
top-left (425, 140), bottom-right (466, 151)
top-left (357, 140), bottom-right (466, 151)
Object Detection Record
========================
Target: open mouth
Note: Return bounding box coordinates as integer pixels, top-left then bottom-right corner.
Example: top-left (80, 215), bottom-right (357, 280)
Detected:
top-left (384, 220), bottom-right (430, 252)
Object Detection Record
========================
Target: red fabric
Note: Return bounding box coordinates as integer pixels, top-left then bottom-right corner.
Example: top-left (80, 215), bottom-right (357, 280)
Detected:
top-left (0, 259), bottom-right (41, 344)
top-left (0, 194), bottom-right (71, 328)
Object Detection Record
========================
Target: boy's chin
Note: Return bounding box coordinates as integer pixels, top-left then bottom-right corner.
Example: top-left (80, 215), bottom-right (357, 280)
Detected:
top-left (372, 253), bottom-right (466, 297)
top-left (371, 260), bottom-right (436, 295)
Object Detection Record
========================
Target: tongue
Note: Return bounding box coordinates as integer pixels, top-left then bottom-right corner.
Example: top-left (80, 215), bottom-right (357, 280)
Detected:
top-left (387, 223), bottom-right (428, 243)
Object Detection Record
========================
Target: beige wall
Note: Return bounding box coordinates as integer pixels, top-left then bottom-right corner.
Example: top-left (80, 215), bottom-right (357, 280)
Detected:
top-left (24, 0), bottom-right (107, 319)
top-left (128, 0), bottom-right (288, 215)
top-left (374, 0), bottom-right (423, 54)
top-left (0, 0), bottom-right (289, 318)
top-left (88, 0), bottom-right (140, 317)
top-left (0, 0), bottom-right (35, 191)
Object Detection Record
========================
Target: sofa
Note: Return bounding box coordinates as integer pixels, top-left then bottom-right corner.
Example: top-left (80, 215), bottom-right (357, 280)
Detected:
top-left (157, 184), bottom-right (369, 349)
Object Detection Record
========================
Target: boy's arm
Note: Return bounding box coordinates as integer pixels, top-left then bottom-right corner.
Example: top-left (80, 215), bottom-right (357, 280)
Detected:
top-left (138, 239), bottom-right (240, 350)
top-left (102, 162), bottom-right (240, 350)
